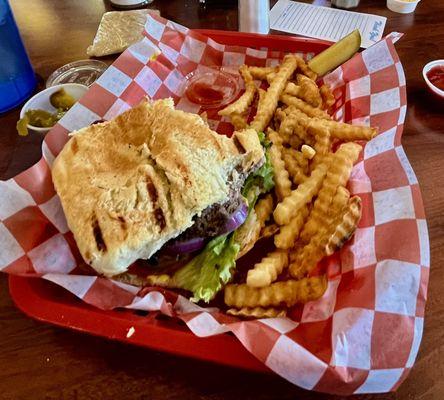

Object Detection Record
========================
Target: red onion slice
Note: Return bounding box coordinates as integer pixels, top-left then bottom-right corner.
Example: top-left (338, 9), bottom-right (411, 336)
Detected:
top-left (164, 237), bottom-right (206, 254)
top-left (164, 203), bottom-right (248, 254)
top-left (220, 202), bottom-right (248, 234)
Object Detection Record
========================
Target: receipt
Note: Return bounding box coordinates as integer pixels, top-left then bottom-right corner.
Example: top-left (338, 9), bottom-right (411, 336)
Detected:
top-left (270, 0), bottom-right (387, 48)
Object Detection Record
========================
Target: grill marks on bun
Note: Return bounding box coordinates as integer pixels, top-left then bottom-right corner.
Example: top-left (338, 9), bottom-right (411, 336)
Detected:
top-left (233, 135), bottom-right (247, 154)
top-left (146, 179), bottom-right (159, 203)
top-left (146, 175), bottom-right (166, 231)
top-left (51, 98), bottom-right (264, 277)
top-left (92, 214), bottom-right (107, 252)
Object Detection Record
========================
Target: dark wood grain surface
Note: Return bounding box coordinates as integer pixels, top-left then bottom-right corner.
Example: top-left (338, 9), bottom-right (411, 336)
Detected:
top-left (1, 0), bottom-right (443, 399)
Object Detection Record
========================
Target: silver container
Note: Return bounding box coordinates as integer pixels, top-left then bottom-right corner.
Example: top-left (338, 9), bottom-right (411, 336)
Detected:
top-left (238, 0), bottom-right (270, 34)
top-left (331, 0), bottom-right (360, 9)
top-left (109, 0), bottom-right (153, 9)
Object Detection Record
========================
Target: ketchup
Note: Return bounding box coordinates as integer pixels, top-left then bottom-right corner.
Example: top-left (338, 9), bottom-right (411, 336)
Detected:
top-left (186, 82), bottom-right (224, 105)
top-left (427, 65), bottom-right (444, 91)
top-left (184, 69), bottom-right (239, 108)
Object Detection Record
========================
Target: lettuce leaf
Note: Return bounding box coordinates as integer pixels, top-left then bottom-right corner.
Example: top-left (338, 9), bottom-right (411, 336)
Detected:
top-left (171, 234), bottom-right (240, 303)
top-left (242, 132), bottom-right (274, 209)
top-left (170, 132), bottom-right (274, 303)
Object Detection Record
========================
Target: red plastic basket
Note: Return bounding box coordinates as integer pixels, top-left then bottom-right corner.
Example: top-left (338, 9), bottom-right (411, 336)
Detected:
top-left (8, 30), bottom-right (331, 372)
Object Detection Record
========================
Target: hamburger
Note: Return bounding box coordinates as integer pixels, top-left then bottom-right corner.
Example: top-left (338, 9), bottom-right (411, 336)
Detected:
top-left (52, 98), bottom-right (274, 302)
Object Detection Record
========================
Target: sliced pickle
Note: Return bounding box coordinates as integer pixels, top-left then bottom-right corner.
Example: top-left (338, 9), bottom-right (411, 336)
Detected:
top-left (308, 30), bottom-right (361, 77)
top-left (49, 88), bottom-right (76, 110)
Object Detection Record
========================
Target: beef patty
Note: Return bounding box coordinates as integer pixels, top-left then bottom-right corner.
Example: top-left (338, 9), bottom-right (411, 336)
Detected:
top-left (173, 168), bottom-right (246, 241)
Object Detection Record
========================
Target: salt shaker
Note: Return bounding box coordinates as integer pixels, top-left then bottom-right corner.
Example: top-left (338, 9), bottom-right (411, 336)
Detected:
top-left (331, 0), bottom-right (360, 9)
top-left (238, 0), bottom-right (270, 34)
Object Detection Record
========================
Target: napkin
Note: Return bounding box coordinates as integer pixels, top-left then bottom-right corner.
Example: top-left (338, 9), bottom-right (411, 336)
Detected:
top-left (87, 10), bottom-right (160, 57)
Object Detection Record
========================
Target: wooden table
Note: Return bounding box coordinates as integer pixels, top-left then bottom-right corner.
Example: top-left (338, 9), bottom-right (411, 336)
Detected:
top-left (1, 0), bottom-right (443, 398)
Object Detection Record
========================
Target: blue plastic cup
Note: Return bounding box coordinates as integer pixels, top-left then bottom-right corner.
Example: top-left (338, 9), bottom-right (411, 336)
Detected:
top-left (0, 0), bottom-right (37, 113)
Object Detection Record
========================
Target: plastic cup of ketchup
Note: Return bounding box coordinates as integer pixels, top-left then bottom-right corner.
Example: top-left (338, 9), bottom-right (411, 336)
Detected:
top-left (182, 66), bottom-right (241, 109)
top-left (423, 60), bottom-right (444, 102)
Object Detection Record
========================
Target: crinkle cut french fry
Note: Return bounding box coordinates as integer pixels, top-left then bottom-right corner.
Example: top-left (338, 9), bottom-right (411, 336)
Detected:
top-left (269, 143), bottom-right (292, 201)
top-left (266, 72), bottom-right (276, 85)
top-left (224, 275), bottom-right (327, 308)
top-left (268, 127), bottom-right (303, 155)
top-left (146, 274), bottom-right (175, 288)
top-left (250, 55), bottom-right (298, 132)
top-left (279, 113), bottom-right (311, 145)
top-left (279, 113), bottom-right (300, 136)
top-left (283, 105), bottom-right (312, 129)
top-left (282, 151), bottom-right (307, 185)
top-left (280, 94), bottom-right (331, 120)
top-left (297, 74), bottom-right (322, 108)
top-left (308, 121), bottom-right (331, 169)
top-left (320, 84), bottom-right (335, 110)
top-left (258, 87), bottom-right (266, 103)
top-left (219, 65), bottom-right (256, 117)
top-left (288, 134), bottom-right (304, 150)
top-left (300, 142), bottom-right (361, 242)
top-left (289, 238), bottom-right (325, 279)
top-left (235, 209), bottom-right (262, 260)
top-left (260, 223), bottom-right (279, 239)
top-left (248, 66), bottom-right (278, 80)
top-left (296, 55), bottom-right (318, 81)
top-left (326, 195), bottom-right (361, 256)
top-left (255, 194), bottom-right (274, 227)
top-left (230, 112), bottom-right (248, 130)
top-left (115, 272), bottom-right (148, 287)
top-left (290, 149), bottom-right (309, 172)
top-left (274, 205), bottom-right (309, 249)
top-left (289, 243), bottom-right (303, 263)
top-left (240, 64), bottom-right (254, 83)
top-left (247, 249), bottom-right (289, 287)
top-left (267, 127), bottom-right (284, 146)
top-left (314, 118), bottom-right (377, 141)
top-left (296, 185), bottom-right (348, 250)
top-left (290, 194), bottom-right (357, 278)
top-left (311, 185), bottom-right (350, 240)
top-left (273, 108), bottom-right (283, 132)
top-left (282, 147), bottom-right (308, 174)
top-left (283, 108), bottom-right (317, 147)
top-left (275, 108), bottom-right (287, 122)
top-left (331, 186), bottom-right (351, 216)
top-left (283, 104), bottom-right (309, 119)
top-left (227, 307), bottom-right (287, 319)
top-left (116, 272), bottom-right (174, 289)
top-left (274, 163), bottom-right (328, 226)
top-left (290, 191), bottom-right (348, 278)
top-left (284, 81), bottom-right (301, 97)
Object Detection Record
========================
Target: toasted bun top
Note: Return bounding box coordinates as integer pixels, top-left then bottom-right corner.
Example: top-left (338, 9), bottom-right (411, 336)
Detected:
top-left (52, 98), bottom-right (263, 276)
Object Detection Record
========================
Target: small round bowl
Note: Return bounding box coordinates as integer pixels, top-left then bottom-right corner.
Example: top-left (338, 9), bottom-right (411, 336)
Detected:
top-left (181, 67), bottom-right (241, 109)
top-left (387, 0), bottom-right (420, 14)
top-left (422, 60), bottom-right (444, 101)
top-left (20, 83), bottom-right (88, 133)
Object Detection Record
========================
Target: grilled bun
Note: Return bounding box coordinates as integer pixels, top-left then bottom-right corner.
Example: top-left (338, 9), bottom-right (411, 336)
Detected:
top-left (52, 98), bottom-right (263, 276)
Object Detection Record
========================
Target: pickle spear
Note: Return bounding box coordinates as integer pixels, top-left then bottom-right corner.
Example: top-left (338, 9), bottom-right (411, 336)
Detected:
top-left (308, 30), bottom-right (361, 77)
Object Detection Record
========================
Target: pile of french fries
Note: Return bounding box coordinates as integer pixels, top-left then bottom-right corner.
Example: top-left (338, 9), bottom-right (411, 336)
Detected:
top-left (220, 54), bottom-right (377, 319)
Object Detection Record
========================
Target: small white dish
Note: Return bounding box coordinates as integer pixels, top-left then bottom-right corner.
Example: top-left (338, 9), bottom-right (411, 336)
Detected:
top-left (19, 83), bottom-right (88, 133)
top-left (387, 0), bottom-right (420, 14)
top-left (422, 60), bottom-right (444, 101)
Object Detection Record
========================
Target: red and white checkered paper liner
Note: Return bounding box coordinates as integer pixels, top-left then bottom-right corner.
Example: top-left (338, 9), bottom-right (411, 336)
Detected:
top-left (0, 14), bottom-right (429, 395)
